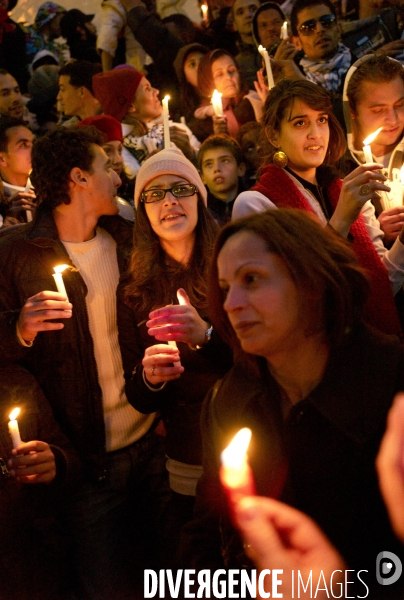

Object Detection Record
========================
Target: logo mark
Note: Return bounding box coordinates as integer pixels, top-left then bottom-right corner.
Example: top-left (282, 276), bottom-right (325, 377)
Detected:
top-left (376, 552), bottom-right (402, 586)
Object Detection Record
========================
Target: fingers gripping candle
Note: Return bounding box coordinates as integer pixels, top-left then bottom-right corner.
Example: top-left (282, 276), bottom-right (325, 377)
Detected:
top-left (220, 427), bottom-right (256, 524)
top-left (167, 289), bottom-right (187, 367)
top-left (53, 265), bottom-right (69, 300)
top-left (8, 408), bottom-right (22, 448)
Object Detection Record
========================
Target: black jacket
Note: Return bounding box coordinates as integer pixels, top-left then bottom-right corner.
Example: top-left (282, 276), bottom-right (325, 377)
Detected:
top-left (183, 323), bottom-right (404, 598)
top-left (0, 204), bottom-right (133, 481)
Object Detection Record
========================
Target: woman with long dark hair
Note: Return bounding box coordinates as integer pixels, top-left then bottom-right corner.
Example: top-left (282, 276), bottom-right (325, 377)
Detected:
top-left (117, 147), bottom-right (232, 564)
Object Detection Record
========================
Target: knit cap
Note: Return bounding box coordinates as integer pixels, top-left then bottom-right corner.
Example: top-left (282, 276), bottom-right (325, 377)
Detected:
top-left (77, 115), bottom-right (123, 142)
top-left (92, 68), bottom-right (143, 122)
top-left (134, 147), bottom-right (207, 208)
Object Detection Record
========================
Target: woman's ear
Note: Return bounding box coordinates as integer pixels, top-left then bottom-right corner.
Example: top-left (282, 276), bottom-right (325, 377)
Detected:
top-left (266, 126), bottom-right (279, 148)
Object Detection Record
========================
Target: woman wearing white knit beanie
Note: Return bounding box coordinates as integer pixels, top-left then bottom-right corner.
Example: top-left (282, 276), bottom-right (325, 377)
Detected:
top-left (117, 147), bottom-right (232, 567)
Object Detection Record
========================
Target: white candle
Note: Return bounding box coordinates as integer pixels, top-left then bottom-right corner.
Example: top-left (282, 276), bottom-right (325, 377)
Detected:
top-left (382, 167), bottom-right (404, 210)
top-left (167, 291), bottom-right (187, 367)
top-left (258, 45), bottom-right (274, 89)
top-left (24, 169), bottom-right (33, 222)
top-left (220, 428), bottom-right (256, 524)
top-left (8, 408), bottom-right (22, 448)
top-left (53, 264), bottom-right (69, 300)
top-left (362, 127), bottom-right (383, 163)
top-left (201, 3), bottom-right (208, 24)
top-left (281, 21), bottom-right (288, 39)
top-left (162, 95), bottom-right (170, 150)
top-left (211, 89), bottom-right (223, 117)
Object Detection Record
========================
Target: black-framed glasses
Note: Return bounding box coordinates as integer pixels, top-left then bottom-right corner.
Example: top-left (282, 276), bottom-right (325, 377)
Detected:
top-left (298, 14), bottom-right (336, 36)
top-left (140, 183), bottom-right (197, 204)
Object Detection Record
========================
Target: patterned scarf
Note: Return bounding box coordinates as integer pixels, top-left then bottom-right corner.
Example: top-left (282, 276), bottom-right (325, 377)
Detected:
top-left (300, 43), bottom-right (351, 92)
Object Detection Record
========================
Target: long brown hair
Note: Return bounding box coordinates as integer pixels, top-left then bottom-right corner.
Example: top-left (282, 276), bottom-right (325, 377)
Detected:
top-left (209, 209), bottom-right (369, 360)
top-left (123, 197), bottom-right (218, 316)
top-left (262, 79), bottom-right (346, 166)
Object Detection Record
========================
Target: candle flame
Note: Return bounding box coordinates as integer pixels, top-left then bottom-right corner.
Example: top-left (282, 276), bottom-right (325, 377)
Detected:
top-left (258, 44), bottom-right (267, 54)
top-left (363, 127), bottom-right (383, 146)
top-left (201, 4), bottom-right (208, 15)
top-left (163, 95), bottom-right (170, 102)
top-left (9, 408), bottom-right (20, 420)
top-left (221, 428), bottom-right (252, 470)
top-left (53, 264), bottom-right (69, 274)
top-left (212, 89), bottom-right (222, 102)
top-left (283, 20), bottom-right (287, 27)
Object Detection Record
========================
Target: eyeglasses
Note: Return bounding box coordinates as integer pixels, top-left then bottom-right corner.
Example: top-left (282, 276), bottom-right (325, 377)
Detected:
top-left (140, 183), bottom-right (197, 204)
top-left (298, 14), bottom-right (336, 36)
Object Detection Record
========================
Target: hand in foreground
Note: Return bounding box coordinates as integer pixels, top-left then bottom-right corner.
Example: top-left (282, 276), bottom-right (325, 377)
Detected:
top-left (235, 496), bottom-right (346, 600)
top-left (273, 39), bottom-right (298, 61)
top-left (378, 206), bottom-right (404, 246)
top-left (169, 126), bottom-right (195, 162)
top-left (376, 392), bottom-right (404, 544)
top-left (142, 343), bottom-right (184, 384)
top-left (8, 441), bottom-right (56, 484)
top-left (17, 290), bottom-right (72, 343)
top-left (6, 191), bottom-right (36, 217)
top-left (146, 288), bottom-right (208, 348)
top-left (329, 163), bottom-right (390, 238)
top-left (254, 69), bottom-right (269, 103)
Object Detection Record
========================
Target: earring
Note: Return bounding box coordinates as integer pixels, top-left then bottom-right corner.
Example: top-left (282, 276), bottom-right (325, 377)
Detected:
top-left (273, 150), bottom-right (288, 169)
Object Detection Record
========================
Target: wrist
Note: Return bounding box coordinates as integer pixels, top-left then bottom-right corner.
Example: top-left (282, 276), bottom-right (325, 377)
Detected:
top-left (189, 323), bottom-right (213, 350)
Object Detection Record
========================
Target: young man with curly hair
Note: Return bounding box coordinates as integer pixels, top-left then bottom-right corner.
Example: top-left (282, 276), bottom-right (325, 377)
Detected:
top-left (0, 126), bottom-right (169, 600)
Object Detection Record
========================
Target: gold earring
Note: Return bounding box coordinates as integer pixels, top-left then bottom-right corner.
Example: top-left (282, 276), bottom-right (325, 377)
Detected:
top-left (273, 150), bottom-right (288, 169)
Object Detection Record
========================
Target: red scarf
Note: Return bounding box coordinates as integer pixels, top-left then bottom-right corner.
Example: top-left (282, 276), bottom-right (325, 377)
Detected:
top-left (254, 165), bottom-right (402, 336)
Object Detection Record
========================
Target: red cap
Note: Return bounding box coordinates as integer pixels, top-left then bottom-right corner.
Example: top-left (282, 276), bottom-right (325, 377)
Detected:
top-left (92, 68), bottom-right (143, 122)
top-left (78, 115), bottom-right (123, 142)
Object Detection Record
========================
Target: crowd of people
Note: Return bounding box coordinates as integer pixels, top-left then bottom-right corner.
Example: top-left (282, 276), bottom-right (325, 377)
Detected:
top-left (2, 0), bottom-right (404, 598)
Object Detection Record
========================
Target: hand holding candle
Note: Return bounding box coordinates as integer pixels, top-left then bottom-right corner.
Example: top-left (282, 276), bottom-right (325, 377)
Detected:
top-left (258, 45), bottom-right (274, 89)
top-left (8, 408), bottom-right (22, 448)
top-left (362, 127), bottom-right (383, 163)
top-left (220, 427), bottom-right (256, 524)
top-left (162, 95), bottom-right (171, 149)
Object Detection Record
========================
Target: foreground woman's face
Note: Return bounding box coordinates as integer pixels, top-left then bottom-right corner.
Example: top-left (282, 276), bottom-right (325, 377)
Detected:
top-left (217, 231), bottom-right (303, 360)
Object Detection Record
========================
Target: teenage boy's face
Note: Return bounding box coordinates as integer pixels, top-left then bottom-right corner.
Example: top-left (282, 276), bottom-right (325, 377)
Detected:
top-left (201, 147), bottom-right (245, 196)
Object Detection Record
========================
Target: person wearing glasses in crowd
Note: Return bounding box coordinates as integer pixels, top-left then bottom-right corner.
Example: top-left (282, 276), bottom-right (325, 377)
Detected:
top-left (117, 147), bottom-right (232, 567)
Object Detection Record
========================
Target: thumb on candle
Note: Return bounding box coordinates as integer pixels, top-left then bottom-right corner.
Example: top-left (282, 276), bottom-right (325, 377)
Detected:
top-left (177, 288), bottom-right (191, 306)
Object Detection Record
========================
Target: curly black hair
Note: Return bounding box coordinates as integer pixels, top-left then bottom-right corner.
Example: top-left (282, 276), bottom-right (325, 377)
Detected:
top-left (31, 126), bottom-right (105, 209)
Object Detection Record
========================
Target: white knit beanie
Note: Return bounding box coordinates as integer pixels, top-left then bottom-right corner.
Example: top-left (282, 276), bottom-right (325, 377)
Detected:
top-left (134, 147), bottom-right (207, 208)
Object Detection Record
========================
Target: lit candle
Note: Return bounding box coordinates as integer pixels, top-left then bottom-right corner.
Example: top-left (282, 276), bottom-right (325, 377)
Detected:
top-left (162, 95), bottom-right (170, 150)
top-left (258, 45), bottom-right (274, 89)
top-left (201, 3), bottom-right (208, 24)
top-left (362, 127), bottom-right (383, 163)
top-left (24, 169), bottom-right (33, 222)
top-left (220, 427), bottom-right (256, 524)
top-left (8, 408), bottom-right (22, 448)
top-left (281, 21), bottom-right (288, 39)
top-left (167, 290), bottom-right (187, 367)
top-left (211, 89), bottom-right (223, 117)
top-left (53, 264), bottom-right (69, 300)
top-left (383, 167), bottom-right (404, 210)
